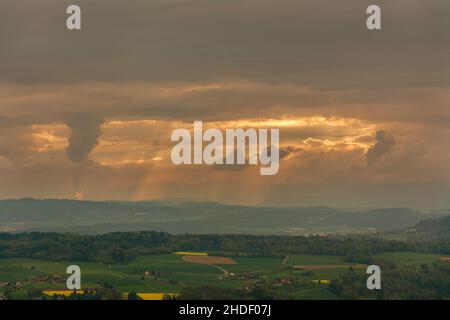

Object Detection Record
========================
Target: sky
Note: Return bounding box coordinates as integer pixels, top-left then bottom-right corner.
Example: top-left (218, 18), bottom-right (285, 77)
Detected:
top-left (0, 0), bottom-right (449, 208)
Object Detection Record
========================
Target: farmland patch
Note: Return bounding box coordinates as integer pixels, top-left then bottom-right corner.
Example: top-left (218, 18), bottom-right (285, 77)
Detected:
top-left (183, 255), bottom-right (237, 265)
top-left (294, 264), bottom-right (366, 270)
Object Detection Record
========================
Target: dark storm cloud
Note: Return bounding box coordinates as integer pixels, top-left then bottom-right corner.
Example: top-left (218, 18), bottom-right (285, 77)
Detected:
top-left (0, 0), bottom-right (449, 208)
top-left (65, 114), bottom-right (104, 162)
top-left (366, 130), bottom-right (395, 166)
top-left (0, 0), bottom-right (448, 127)
top-left (0, 0), bottom-right (448, 88)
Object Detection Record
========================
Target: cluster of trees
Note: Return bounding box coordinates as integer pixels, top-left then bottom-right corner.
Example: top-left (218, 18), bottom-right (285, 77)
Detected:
top-left (330, 261), bottom-right (450, 300)
top-left (0, 231), bottom-right (449, 264)
top-left (45, 288), bottom-right (122, 300)
top-left (178, 285), bottom-right (286, 300)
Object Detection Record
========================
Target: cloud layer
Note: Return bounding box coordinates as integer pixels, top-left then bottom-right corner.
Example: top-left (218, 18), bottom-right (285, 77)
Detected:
top-left (0, 0), bottom-right (449, 208)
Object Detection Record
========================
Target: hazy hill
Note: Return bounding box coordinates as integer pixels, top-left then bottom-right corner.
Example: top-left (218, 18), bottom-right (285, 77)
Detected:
top-left (0, 199), bottom-right (445, 235)
top-left (387, 215), bottom-right (450, 241)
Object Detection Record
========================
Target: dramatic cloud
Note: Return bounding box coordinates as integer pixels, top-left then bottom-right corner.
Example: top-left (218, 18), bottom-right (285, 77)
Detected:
top-left (0, 1), bottom-right (449, 208)
top-left (65, 114), bottom-right (104, 163)
top-left (366, 130), bottom-right (396, 166)
top-left (1, 0), bottom-right (448, 89)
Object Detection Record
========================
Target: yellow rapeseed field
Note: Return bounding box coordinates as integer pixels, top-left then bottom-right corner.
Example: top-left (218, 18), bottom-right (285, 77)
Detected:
top-left (311, 280), bottom-right (331, 285)
top-left (174, 251), bottom-right (208, 256)
top-left (42, 290), bottom-right (85, 296)
top-left (135, 293), bottom-right (178, 300)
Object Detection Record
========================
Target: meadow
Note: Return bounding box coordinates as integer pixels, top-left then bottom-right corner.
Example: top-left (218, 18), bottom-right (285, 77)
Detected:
top-left (0, 251), bottom-right (447, 300)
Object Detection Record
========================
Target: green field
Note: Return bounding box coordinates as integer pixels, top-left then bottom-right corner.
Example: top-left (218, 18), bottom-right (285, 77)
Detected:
top-left (0, 252), bottom-right (447, 300)
top-left (372, 252), bottom-right (445, 264)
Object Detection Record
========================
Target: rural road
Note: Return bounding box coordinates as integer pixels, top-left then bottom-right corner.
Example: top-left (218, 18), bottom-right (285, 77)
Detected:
top-left (210, 264), bottom-right (229, 279)
top-left (182, 255), bottom-right (229, 279)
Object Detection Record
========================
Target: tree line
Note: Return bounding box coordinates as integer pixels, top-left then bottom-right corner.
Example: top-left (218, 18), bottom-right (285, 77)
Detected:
top-left (0, 231), bottom-right (449, 264)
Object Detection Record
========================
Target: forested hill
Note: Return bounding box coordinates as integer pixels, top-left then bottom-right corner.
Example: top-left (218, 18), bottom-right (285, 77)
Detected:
top-left (0, 199), bottom-right (446, 235)
top-left (387, 215), bottom-right (450, 241)
top-left (0, 230), bottom-right (449, 264)
top-left (414, 216), bottom-right (450, 235)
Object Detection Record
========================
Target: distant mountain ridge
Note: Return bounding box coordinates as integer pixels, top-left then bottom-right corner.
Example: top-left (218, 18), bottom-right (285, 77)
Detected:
top-left (0, 198), bottom-right (446, 235)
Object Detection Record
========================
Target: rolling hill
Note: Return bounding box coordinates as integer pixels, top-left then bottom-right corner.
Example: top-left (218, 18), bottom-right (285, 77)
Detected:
top-left (387, 215), bottom-right (450, 241)
top-left (0, 199), bottom-right (446, 235)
